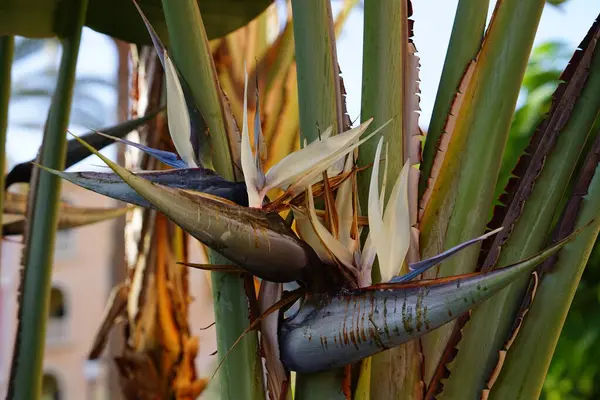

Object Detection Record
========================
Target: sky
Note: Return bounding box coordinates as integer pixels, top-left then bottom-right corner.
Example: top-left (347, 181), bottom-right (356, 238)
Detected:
top-left (5, 0), bottom-right (600, 170)
top-left (335, 0), bottom-right (600, 126)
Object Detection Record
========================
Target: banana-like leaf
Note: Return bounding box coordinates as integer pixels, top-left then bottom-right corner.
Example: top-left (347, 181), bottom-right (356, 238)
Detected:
top-left (43, 167), bottom-right (249, 208)
top-left (418, 0), bottom-right (546, 382)
top-left (0, 0), bottom-right (273, 45)
top-left (436, 15), bottom-right (600, 398)
top-left (3, 192), bottom-right (131, 235)
top-left (279, 228), bottom-right (583, 373)
top-left (488, 125), bottom-right (600, 399)
top-left (4, 110), bottom-right (162, 188)
top-left (55, 135), bottom-right (340, 288)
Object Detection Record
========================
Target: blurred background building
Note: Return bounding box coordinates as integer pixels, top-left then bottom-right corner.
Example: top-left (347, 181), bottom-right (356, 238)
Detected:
top-left (0, 181), bottom-right (216, 400)
top-left (1, 182), bottom-right (117, 399)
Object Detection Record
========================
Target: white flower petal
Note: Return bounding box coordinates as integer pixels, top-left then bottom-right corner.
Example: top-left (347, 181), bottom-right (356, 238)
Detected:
top-left (381, 160), bottom-right (411, 280)
top-left (265, 119), bottom-right (375, 192)
top-left (359, 233), bottom-right (376, 286)
top-left (240, 68), bottom-right (264, 207)
top-left (306, 185), bottom-right (354, 269)
top-left (164, 51), bottom-right (197, 168)
top-left (367, 138), bottom-right (390, 276)
top-left (335, 153), bottom-right (356, 250)
top-left (293, 207), bottom-right (336, 265)
top-left (275, 119), bottom-right (394, 198)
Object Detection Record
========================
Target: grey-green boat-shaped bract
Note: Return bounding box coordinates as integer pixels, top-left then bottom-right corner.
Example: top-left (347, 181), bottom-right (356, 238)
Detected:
top-left (50, 168), bottom-right (249, 208)
top-left (46, 135), bottom-right (334, 286)
top-left (279, 231), bottom-right (580, 373)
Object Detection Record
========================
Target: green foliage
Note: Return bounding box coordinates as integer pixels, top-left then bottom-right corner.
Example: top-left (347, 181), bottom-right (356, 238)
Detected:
top-left (495, 39), bottom-right (600, 400)
top-left (7, 0), bottom-right (89, 397)
top-left (495, 41), bottom-right (572, 202)
top-left (4, 1), bottom-right (600, 399)
top-left (544, 217), bottom-right (600, 400)
top-left (0, 0), bottom-right (272, 45)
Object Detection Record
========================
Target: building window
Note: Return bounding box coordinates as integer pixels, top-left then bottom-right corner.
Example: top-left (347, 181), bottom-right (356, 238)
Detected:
top-left (49, 287), bottom-right (66, 319)
top-left (46, 286), bottom-right (69, 345)
top-left (41, 372), bottom-right (61, 400)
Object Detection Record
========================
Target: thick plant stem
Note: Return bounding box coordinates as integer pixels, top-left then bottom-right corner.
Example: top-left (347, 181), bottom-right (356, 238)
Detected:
top-left (7, 1), bottom-right (88, 398)
top-left (358, 0), bottom-right (406, 208)
top-left (291, 1), bottom-right (345, 398)
top-left (161, 0), bottom-right (232, 174)
top-left (358, 1), bottom-right (423, 398)
top-left (209, 255), bottom-right (264, 400)
top-left (0, 36), bottom-right (13, 267)
top-left (418, 0), bottom-right (545, 385)
top-left (291, 0), bottom-right (339, 142)
top-left (419, 0), bottom-right (489, 197)
top-left (160, 1), bottom-right (264, 398)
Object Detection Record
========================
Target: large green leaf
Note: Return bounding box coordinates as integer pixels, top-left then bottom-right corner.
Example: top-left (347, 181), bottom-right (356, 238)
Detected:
top-left (0, 0), bottom-right (272, 44)
top-left (490, 133), bottom-right (600, 399)
top-left (419, 0), bottom-right (488, 198)
top-left (291, 1), bottom-right (347, 398)
top-left (418, 0), bottom-right (545, 384)
top-left (439, 17), bottom-right (600, 399)
top-left (358, 2), bottom-right (422, 397)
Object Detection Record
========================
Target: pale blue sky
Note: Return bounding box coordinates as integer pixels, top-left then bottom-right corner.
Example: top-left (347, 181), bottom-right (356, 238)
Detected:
top-left (335, 0), bottom-right (600, 127)
top-left (6, 0), bottom-right (600, 170)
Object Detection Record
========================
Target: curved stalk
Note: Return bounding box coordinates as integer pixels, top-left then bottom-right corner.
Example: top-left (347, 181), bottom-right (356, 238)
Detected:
top-left (5, 110), bottom-right (162, 188)
top-left (7, 1), bottom-right (88, 397)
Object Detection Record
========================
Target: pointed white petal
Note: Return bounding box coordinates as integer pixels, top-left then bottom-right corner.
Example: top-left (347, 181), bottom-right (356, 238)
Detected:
top-left (306, 185), bottom-right (354, 269)
top-left (164, 51), bottom-right (197, 168)
top-left (380, 160), bottom-right (411, 281)
top-left (293, 207), bottom-right (336, 265)
top-left (316, 126), bottom-right (334, 141)
top-left (379, 142), bottom-right (389, 212)
top-left (265, 118), bottom-right (374, 192)
top-left (276, 119), bottom-right (394, 198)
top-left (254, 89), bottom-right (267, 174)
top-left (240, 68), bottom-right (264, 207)
top-left (335, 154), bottom-right (355, 249)
top-left (359, 233), bottom-right (376, 287)
top-left (367, 138), bottom-right (390, 275)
